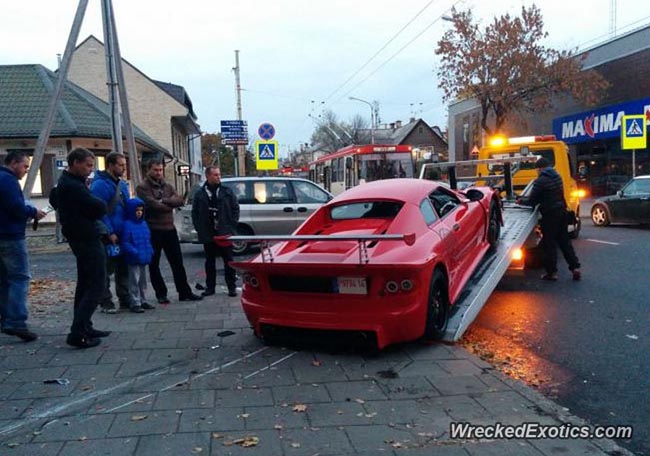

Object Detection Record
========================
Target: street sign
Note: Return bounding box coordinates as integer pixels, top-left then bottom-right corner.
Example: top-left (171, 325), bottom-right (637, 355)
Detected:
top-left (220, 120), bottom-right (248, 145)
top-left (55, 159), bottom-right (66, 170)
top-left (255, 140), bottom-right (279, 170)
top-left (621, 115), bottom-right (646, 149)
top-left (258, 122), bottom-right (275, 140)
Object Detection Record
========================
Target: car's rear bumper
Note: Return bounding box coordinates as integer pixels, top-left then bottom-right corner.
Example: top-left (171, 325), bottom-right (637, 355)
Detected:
top-left (240, 289), bottom-right (428, 349)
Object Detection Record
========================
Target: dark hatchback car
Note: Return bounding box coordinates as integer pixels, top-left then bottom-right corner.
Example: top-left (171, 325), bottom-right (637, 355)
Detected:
top-left (591, 175), bottom-right (650, 226)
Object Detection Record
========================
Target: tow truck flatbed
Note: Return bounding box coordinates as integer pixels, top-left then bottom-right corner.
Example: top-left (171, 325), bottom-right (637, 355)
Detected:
top-left (442, 202), bottom-right (538, 341)
top-left (419, 159), bottom-right (539, 342)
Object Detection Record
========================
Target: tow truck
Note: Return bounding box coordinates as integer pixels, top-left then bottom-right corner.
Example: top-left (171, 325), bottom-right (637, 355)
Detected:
top-left (418, 135), bottom-right (582, 341)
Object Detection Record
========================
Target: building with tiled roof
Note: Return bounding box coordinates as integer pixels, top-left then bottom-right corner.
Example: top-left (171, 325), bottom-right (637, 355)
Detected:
top-left (0, 63), bottom-right (168, 198)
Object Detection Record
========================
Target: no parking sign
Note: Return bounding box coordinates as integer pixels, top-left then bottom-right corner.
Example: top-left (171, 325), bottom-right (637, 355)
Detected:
top-left (258, 123), bottom-right (275, 140)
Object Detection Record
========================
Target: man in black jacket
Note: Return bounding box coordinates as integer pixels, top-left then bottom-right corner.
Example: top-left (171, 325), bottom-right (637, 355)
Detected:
top-left (192, 166), bottom-right (240, 297)
top-left (55, 148), bottom-right (111, 348)
top-left (520, 158), bottom-right (581, 281)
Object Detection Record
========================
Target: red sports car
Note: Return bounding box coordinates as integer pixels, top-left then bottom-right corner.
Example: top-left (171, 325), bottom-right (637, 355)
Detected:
top-left (227, 178), bottom-right (501, 349)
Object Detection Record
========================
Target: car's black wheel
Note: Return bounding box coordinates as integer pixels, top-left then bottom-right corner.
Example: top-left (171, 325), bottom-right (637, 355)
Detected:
top-left (487, 201), bottom-right (500, 250)
top-left (232, 225), bottom-right (253, 255)
top-left (423, 269), bottom-right (449, 341)
top-left (591, 204), bottom-right (610, 226)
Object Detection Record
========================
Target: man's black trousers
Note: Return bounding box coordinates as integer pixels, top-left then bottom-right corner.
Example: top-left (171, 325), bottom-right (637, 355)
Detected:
top-left (202, 242), bottom-right (236, 292)
top-left (68, 238), bottom-right (106, 336)
top-left (149, 228), bottom-right (192, 299)
top-left (539, 208), bottom-right (581, 275)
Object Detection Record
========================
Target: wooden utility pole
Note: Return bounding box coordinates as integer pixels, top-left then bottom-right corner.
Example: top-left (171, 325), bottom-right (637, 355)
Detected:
top-left (101, 0), bottom-right (122, 154)
top-left (22, 0), bottom-right (89, 197)
top-left (234, 50), bottom-right (246, 176)
top-left (22, 0), bottom-right (141, 197)
top-left (105, 0), bottom-right (141, 185)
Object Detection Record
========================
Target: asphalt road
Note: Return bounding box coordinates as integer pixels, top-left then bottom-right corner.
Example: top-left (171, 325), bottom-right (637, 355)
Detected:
top-left (467, 222), bottom-right (650, 455)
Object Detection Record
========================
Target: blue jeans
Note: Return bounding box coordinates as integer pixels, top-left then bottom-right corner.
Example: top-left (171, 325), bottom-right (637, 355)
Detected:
top-left (0, 239), bottom-right (31, 330)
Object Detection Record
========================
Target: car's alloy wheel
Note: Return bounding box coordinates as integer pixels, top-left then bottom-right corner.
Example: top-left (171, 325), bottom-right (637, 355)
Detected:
top-left (591, 205), bottom-right (610, 226)
top-left (423, 269), bottom-right (449, 341)
top-left (232, 225), bottom-right (253, 255)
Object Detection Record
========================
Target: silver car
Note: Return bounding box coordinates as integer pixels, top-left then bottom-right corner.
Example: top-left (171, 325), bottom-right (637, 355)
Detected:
top-left (176, 177), bottom-right (333, 253)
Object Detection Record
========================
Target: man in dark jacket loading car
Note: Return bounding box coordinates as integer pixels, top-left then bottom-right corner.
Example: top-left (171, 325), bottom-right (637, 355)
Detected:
top-left (192, 166), bottom-right (240, 297)
top-left (519, 158), bottom-right (581, 281)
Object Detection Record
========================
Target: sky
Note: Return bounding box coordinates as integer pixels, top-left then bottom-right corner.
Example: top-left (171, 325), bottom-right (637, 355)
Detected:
top-left (1, 0), bottom-right (648, 158)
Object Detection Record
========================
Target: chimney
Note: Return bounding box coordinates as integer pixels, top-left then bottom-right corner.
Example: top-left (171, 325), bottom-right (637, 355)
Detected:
top-left (409, 117), bottom-right (416, 123)
top-left (389, 122), bottom-right (395, 129)
top-left (395, 120), bottom-right (402, 128)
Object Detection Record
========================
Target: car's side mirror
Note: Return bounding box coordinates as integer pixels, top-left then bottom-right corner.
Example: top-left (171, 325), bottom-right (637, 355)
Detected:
top-left (617, 190), bottom-right (623, 197)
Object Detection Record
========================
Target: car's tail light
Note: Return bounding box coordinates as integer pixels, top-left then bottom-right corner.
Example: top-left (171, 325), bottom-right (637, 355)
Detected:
top-left (385, 281), bottom-right (399, 293)
top-left (243, 273), bottom-right (260, 289)
top-left (511, 248), bottom-right (524, 262)
top-left (384, 279), bottom-right (414, 294)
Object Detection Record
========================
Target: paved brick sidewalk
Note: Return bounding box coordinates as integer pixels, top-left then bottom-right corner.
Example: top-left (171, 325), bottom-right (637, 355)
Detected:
top-left (0, 283), bottom-right (633, 455)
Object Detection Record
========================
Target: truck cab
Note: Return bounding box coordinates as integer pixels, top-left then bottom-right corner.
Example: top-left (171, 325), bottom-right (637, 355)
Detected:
top-left (477, 135), bottom-right (584, 238)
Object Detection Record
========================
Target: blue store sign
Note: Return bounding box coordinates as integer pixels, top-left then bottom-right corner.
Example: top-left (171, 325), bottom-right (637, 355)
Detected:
top-left (553, 97), bottom-right (650, 145)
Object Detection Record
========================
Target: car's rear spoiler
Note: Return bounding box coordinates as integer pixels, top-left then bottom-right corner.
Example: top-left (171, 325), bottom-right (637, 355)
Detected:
top-left (214, 233), bottom-right (415, 264)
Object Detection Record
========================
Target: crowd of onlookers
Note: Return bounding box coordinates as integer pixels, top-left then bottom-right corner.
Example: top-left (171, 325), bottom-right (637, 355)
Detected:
top-left (0, 148), bottom-right (239, 348)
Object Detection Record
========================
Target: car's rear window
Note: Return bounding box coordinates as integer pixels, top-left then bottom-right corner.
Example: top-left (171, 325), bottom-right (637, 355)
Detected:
top-left (330, 201), bottom-right (403, 220)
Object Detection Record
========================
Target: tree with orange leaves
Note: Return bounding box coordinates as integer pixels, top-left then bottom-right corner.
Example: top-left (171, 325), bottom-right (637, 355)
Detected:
top-left (436, 5), bottom-right (609, 136)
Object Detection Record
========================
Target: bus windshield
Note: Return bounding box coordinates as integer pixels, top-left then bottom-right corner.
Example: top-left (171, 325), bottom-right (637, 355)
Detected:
top-left (360, 153), bottom-right (413, 182)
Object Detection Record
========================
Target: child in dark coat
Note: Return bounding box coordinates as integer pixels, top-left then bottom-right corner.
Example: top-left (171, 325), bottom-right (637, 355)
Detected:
top-left (120, 198), bottom-right (154, 313)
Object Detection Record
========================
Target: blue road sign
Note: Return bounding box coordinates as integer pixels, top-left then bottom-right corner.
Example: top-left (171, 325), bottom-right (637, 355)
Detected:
top-left (221, 120), bottom-right (248, 145)
top-left (258, 122), bottom-right (275, 140)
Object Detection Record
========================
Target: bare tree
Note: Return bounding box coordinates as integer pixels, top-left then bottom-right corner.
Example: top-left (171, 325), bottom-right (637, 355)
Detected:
top-left (309, 110), bottom-right (367, 153)
top-left (436, 5), bottom-right (609, 136)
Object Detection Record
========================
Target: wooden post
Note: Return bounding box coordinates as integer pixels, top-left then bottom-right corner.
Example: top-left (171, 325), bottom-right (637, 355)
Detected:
top-left (22, 0), bottom-right (89, 197)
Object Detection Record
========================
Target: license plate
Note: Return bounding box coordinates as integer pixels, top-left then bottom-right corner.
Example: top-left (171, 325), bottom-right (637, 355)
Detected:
top-left (336, 277), bottom-right (367, 295)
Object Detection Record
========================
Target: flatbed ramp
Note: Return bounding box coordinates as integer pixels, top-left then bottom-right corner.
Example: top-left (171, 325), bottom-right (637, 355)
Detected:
top-left (443, 203), bottom-right (538, 342)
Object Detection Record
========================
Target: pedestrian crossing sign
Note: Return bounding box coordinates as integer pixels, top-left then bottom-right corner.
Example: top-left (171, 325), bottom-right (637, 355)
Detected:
top-left (255, 140), bottom-right (279, 170)
top-left (621, 115), bottom-right (647, 150)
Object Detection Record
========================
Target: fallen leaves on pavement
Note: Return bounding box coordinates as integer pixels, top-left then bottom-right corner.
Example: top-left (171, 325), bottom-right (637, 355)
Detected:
top-left (223, 436), bottom-right (260, 447)
top-left (292, 404), bottom-right (307, 412)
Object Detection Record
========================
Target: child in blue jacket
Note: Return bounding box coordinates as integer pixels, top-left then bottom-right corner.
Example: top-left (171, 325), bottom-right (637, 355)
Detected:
top-left (120, 198), bottom-right (154, 313)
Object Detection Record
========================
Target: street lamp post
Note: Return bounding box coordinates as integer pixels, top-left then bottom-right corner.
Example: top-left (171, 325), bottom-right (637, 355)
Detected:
top-left (349, 96), bottom-right (375, 144)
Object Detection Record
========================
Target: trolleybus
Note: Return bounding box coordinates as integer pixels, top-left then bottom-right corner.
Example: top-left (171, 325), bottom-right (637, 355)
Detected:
top-left (308, 144), bottom-right (414, 195)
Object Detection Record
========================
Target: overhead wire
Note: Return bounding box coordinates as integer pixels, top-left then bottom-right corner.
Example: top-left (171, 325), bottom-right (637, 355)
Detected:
top-left (322, 0), bottom-right (438, 104)
top-left (333, 0), bottom-right (464, 105)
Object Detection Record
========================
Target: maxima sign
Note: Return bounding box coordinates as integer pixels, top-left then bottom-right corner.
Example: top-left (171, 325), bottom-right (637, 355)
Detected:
top-left (553, 97), bottom-right (650, 145)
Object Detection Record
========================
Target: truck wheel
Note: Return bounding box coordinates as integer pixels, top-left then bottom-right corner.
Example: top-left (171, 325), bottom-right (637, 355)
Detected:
top-left (487, 202), bottom-right (500, 250)
top-left (591, 205), bottom-right (610, 226)
top-left (568, 214), bottom-right (581, 239)
top-left (423, 269), bottom-right (449, 341)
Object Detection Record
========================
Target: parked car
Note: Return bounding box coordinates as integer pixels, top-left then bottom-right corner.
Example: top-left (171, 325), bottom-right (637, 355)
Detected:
top-left (590, 174), bottom-right (629, 196)
top-left (175, 177), bottom-right (332, 253)
top-left (229, 178), bottom-right (502, 349)
top-left (591, 175), bottom-right (650, 226)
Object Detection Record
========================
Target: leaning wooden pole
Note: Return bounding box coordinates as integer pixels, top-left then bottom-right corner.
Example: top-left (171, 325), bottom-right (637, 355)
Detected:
top-left (23, 0), bottom-right (89, 197)
top-left (101, 0), bottom-right (122, 154)
top-left (107, 0), bottom-right (141, 187)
